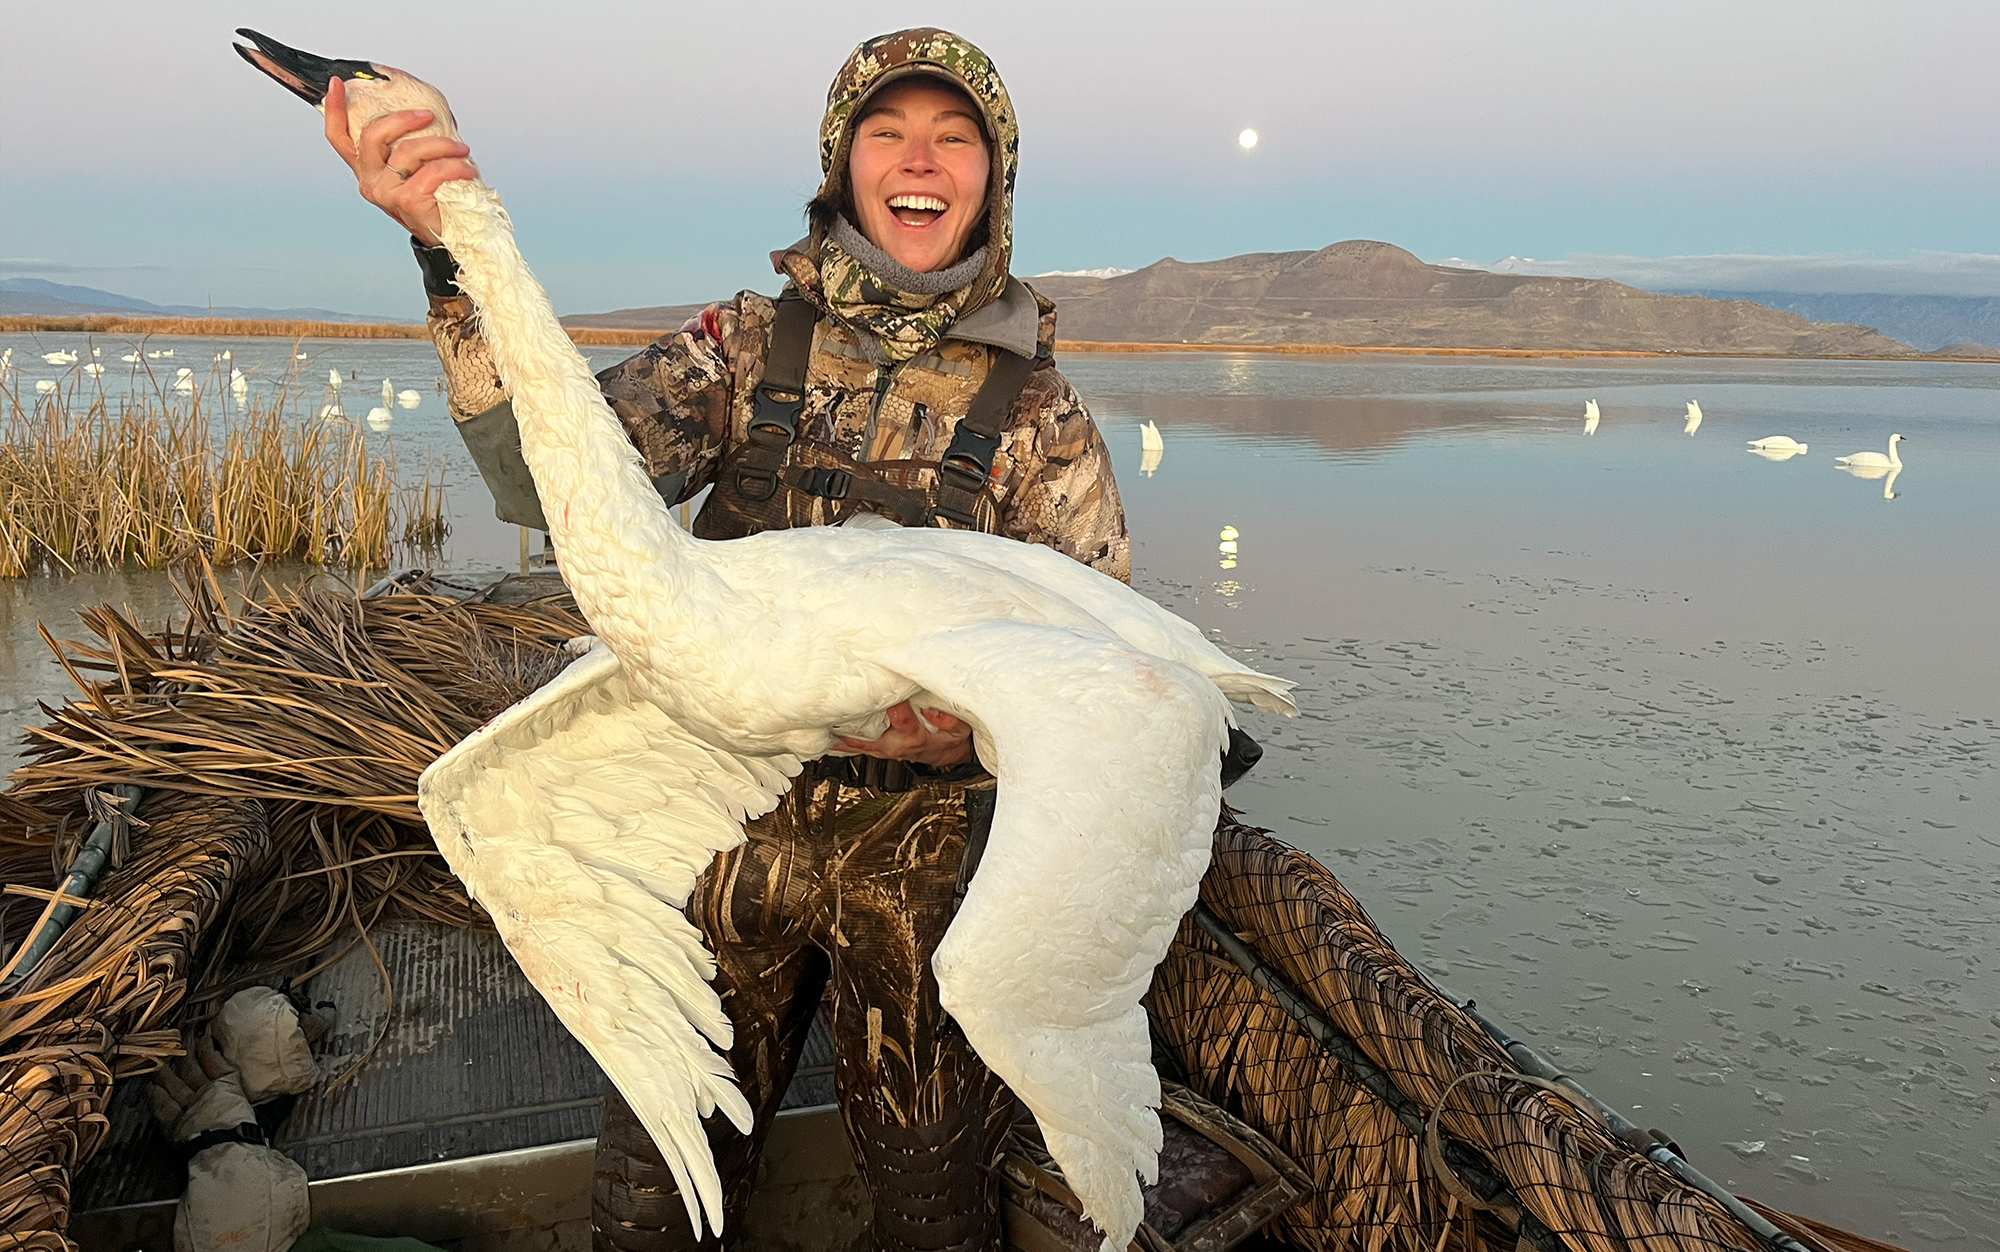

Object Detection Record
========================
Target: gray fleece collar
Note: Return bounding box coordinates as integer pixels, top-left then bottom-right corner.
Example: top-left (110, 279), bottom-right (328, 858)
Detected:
top-left (944, 278), bottom-right (1040, 359)
top-left (830, 216), bottom-right (988, 298)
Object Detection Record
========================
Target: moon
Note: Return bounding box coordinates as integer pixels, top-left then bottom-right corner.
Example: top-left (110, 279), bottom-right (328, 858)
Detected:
top-left (1238, 128), bottom-right (1259, 150)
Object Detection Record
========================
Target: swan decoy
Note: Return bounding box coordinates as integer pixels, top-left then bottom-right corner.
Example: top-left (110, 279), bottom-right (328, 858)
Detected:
top-left (238, 31), bottom-right (1295, 1248)
top-left (1583, 398), bottom-right (1600, 434)
top-left (173, 367), bottom-right (194, 393)
top-left (0, 349), bottom-right (11, 373)
top-left (365, 406), bottom-right (393, 431)
top-left (82, 363), bottom-right (104, 376)
top-left (1139, 420), bottom-right (1163, 476)
top-left (34, 380), bottom-right (56, 395)
top-left (396, 388), bottom-right (422, 408)
top-left (1835, 432), bottom-right (1904, 472)
top-left (120, 352), bottom-right (141, 364)
top-left (1747, 435), bottom-right (1805, 452)
top-left (41, 350), bottom-right (76, 365)
top-left (382, 378), bottom-right (395, 410)
top-left (1683, 400), bottom-right (1702, 435)
top-left (327, 367), bottom-right (342, 389)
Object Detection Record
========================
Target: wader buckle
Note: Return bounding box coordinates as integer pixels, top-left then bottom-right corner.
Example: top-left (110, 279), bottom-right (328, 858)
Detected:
top-left (733, 466), bottom-right (779, 501)
top-left (799, 466), bottom-right (852, 500)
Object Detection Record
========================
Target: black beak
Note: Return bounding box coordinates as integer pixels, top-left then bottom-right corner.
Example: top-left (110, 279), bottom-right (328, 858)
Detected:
top-left (233, 28), bottom-right (380, 107)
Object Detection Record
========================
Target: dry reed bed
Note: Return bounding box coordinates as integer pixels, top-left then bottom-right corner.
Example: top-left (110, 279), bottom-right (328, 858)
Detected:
top-left (0, 576), bottom-right (1886, 1252)
top-left (0, 375), bottom-right (445, 578)
top-left (0, 315), bottom-right (658, 346)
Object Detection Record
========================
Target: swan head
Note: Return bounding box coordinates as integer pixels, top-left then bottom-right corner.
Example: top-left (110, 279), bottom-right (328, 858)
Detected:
top-left (1890, 433), bottom-right (1906, 444)
top-left (234, 28), bottom-right (460, 145)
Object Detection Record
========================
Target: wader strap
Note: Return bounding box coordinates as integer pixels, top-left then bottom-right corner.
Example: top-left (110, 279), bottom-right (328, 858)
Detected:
top-left (952, 787), bottom-right (996, 914)
top-left (931, 348), bottom-right (1037, 527)
top-left (782, 463), bottom-right (933, 527)
top-left (733, 293), bottom-right (816, 503)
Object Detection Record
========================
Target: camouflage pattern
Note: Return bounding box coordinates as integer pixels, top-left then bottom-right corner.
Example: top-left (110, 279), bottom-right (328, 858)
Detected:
top-left (799, 235), bottom-right (986, 364)
top-left (814, 28), bottom-right (1018, 320)
top-left (426, 285), bottom-right (1130, 579)
top-left (593, 768), bottom-right (1014, 1252)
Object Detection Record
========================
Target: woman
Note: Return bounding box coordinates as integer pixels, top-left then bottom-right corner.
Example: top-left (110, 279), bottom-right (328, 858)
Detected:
top-left (327, 28), bottom-right (1124, 1252)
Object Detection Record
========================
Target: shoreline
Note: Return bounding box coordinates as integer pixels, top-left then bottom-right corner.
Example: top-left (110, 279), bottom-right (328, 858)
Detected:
top-left (5, 315), bottom-right (1995, 362)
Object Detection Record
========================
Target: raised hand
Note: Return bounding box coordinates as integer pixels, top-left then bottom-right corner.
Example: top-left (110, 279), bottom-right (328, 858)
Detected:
top-left (323, 76), bottom-right (475, 246)
top-left (837, 700), bottom-right (974, 767)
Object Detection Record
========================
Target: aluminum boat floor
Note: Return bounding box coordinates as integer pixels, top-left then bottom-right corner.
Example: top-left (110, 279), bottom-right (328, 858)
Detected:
top-left (75, 920), bottom-right (836, 1210)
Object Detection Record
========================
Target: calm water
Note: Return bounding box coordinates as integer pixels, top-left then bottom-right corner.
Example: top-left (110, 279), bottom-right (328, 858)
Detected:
top-left (6, 333), bottom-right (2000, 1242)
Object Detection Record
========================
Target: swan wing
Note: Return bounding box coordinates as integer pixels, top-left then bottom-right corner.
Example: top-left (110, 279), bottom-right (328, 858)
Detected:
top-left (874, 622), bottom-right (1228, 1252)
top-left (417, 641), bottom-right (801, 1238)
top-left (847, 528), bottom-right (1297, 715)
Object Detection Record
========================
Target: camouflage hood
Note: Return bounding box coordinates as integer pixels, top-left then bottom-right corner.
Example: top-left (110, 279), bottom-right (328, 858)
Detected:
top-left (784, 28), bottom-right (1020, 361)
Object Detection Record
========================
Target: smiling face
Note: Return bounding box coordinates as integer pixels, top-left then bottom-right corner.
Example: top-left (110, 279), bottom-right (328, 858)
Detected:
top-left (845, 78), bottom-right (991, 274)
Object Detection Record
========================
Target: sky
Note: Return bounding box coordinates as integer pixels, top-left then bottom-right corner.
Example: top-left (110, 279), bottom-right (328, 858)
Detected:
top-left (4, 0), bottom-right (1997, 319)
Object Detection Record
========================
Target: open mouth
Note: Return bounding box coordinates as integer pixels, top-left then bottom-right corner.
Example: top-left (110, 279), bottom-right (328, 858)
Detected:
top-left (887, 194), bottom-right (948, 228)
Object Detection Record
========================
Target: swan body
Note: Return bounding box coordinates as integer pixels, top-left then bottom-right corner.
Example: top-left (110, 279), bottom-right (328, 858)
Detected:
top-left (1747, 435), bottom-right (1805, 452)
top-left (1835, 432), bottom-right (1903, 471)
top-left (1583, 398), bottom-right (1600, 434)
top-left (237, 31), bottom-right (1293, 1251)
top-left (34, 380), bottom-right (56, 395)
top-left (382, 378), bottom-right (395, 410)
top-left (82, 363), bottom-right (104, 376)
top-left (120, 352), bottom-right (141, 364)
top-left (1140, 419), bottom-right (1164, 452)
top-left (328, 368), bottom-right (342, 389)
top-left (1683, 400), bottom-right (1702, 435)
top-left (365, 406), bottom-right (393, 431)
top-left (0, 349), bottom-right (12, 372)
top-left (41, 350), bottom-right (76, 365)
top-left (396, 388), bottom-right (423, 408)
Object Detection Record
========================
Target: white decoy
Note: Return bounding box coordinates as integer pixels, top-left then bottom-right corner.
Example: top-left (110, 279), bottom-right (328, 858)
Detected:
top-left (239, 33), bottom-right (1295, 1249)
top-left (318, 402), bottom-right (345, 420)
top-left (1583, 398), bottom-right (1600, 435)
top-left (120, 352), bottom-right (142, 364)
top-left (1138, 421), bottom-right (1163, 476)
top-left (396, 388), bottom-right (422, 409)
top-left (1747, 435), bottom-right (1806, 452)
top-left (89, 347), bottom-right (101, 357)
top-left (1835, 432), bottom-right (1904, 472)
top-left (295, 351), bottom-right (309, 359)
top-left (34, 380), bottom-right (56, 395)
top-left (1683, 400), bottom-right (1703, 435)
top-left (41, 350), bottom-right (77, 365)
top-left (0, 349), bottom-right (12, 372)
top-left (382, 378), bottom-right (395, 410)
top-left (160, 349), bottom-right (174, 357)
top-left (328, 367), bottom-right (342, 389)
top-left (148, 350), bottom-right (163, 359)
top-left (82, 363), bottom-right (105, 376)
top-left (174, 368), bottom-right (195, 394)
top-left (365, 406), bottom-right (393, 431)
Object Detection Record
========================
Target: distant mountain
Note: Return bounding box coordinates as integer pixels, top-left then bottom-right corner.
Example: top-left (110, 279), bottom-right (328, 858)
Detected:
top-left (558, 303), bottom-right (708, 332)
top-left (0, 278), bottom-right (406, 324)
top-left (1668, 290), bottom-right (2000, 354)
top-left (1024, 242), bottom-right (1917, 356)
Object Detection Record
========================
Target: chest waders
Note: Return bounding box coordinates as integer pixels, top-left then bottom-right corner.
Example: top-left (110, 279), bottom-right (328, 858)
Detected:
top-left (595, 296), bottom-right (1030, 1252)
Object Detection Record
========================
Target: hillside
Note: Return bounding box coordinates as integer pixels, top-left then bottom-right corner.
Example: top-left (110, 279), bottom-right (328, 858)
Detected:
top-left (559, 303), bottom-right (708, 332)
top-left (1671, 290), bottom-right (2000, 353)
top-left (0, 278), bottom-right (402, 325)
top-left (1027, 242), bottom-right (1917, 356)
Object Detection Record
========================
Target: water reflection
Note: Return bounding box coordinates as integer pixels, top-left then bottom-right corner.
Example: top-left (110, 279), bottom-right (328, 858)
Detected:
top-left (1583, 398), bottom-right (1600, 435)
top-left (1218, 525), bottom-right (1239, 570)
top-left (1682, 399), bottom-right (1703, 435)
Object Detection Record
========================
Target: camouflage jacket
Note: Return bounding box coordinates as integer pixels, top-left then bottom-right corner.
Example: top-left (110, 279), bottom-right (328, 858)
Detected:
top-left (427, 280), bottom-right (1131, 581)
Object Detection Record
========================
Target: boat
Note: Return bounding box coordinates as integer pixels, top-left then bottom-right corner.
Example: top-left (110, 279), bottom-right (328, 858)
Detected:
top-left (0, 567), bottom-right (1905, 1252)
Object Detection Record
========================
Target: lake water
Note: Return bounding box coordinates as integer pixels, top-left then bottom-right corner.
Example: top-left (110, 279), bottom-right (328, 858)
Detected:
top-left (6, 332), bottom-right (2000, 1244)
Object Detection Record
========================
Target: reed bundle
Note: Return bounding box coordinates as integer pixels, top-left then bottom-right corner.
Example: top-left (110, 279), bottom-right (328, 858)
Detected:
top-left (1152, 820), bottom-right (1856, 1252)
top-left (0, 377), bottom-right (445, 578)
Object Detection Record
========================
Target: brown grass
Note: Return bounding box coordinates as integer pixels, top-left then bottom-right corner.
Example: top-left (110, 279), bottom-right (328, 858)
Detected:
top-left (0, 373), bottom-right (445, 578)
top-left (0, 314), bottom-right (664, 346)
